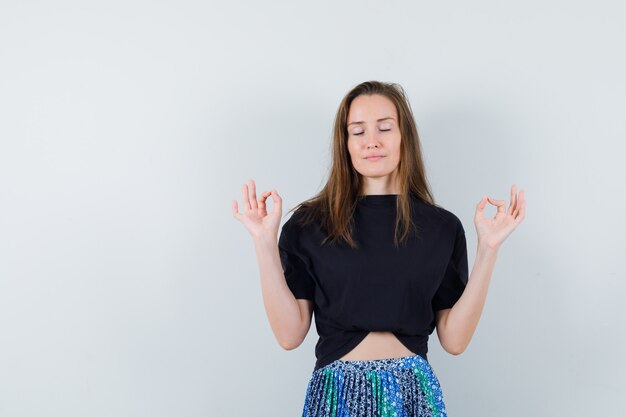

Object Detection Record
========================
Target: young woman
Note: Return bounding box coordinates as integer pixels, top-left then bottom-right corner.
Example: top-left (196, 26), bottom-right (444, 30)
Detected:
top-left (232, 81), bottom-right (526, 417)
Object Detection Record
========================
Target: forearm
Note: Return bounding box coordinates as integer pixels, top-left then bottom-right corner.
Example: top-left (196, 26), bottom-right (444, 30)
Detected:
top-left (443, 244), bottom-right (499, 354)
top-left (253, 238), bottom-right (305, 349)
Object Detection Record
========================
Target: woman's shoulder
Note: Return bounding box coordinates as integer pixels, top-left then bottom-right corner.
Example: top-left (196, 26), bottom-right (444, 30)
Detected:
top-left (281, 202), bottom-right (318, 235)
top-left (411, 195), bottom-right (463, 230)
top-left (279, 203), bottom-right (323, 252)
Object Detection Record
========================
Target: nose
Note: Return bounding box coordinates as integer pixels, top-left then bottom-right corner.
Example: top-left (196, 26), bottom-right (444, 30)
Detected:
top-left (365, 130), bottom-right (382, 149)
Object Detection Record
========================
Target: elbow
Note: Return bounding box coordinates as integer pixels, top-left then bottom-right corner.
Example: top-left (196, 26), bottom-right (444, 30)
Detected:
top-left (277, 311), bottom-right (311, 351)
top-left (446, 343), bottom-right (466, 356)
top-left (279, 336), bottom-right (304, 351)
top-left (279, 340), bottom-right (297, 351)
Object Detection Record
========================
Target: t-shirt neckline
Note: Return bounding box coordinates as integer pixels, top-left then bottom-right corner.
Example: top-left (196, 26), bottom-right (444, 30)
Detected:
top-left (357, 194), bottom-right (399, 208)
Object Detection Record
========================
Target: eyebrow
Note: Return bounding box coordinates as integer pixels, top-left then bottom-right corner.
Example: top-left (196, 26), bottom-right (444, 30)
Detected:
top-left (347, 117), bottom-right (395, 127)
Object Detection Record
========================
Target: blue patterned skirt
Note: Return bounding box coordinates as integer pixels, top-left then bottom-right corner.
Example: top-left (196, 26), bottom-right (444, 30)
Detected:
top-left (301, 354), bottom-right (447, 417)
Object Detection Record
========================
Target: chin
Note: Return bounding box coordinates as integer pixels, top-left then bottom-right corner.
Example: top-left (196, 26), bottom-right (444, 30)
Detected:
top-left (358, 169), bottom-right (394, 178)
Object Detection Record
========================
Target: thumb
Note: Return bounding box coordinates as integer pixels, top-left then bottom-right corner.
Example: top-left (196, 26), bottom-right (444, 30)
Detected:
top-left (476, 196), bottom-right (488, 213)
top-left (271, 189), bottom-right (282, 211)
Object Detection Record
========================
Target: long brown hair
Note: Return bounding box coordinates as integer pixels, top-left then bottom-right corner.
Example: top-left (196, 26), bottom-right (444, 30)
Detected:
top-left (287, 80), bottom-right (438, 249)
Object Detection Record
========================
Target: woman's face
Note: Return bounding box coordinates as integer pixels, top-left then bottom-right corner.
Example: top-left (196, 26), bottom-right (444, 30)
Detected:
top-left (346, 94), bottom-right (402, 186)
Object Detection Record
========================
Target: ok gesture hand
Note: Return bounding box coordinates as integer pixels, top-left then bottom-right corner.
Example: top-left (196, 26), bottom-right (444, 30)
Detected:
top-left (474, 184), bottom-right (526, 250)
top-left (232, 179), bottom-right (282, 244)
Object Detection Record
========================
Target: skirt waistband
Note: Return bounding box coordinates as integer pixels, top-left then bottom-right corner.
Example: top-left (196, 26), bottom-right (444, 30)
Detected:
top-left (317, 353), bottom-right (430, 373)
top-left (303, 353), bottom-right (447, 416)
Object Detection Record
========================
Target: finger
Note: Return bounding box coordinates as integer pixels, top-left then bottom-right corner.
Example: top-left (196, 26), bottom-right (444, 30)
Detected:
top-left (259, 191), bottom-right (272, 206)
top-left (508, 184), bottom-right (517, 215)
top-left (513, 190), bottom-right (526, 217)
top-left (242, 184), bottom-right (251, 211)
top-left (258, 190), bottom-right (270, 211)
top-left (515, 200), bottom-right (526, 224)
top-left (475, 196), bottom-right (489, 220)
top-left (232, 199), bottom-right (241, 220)
top-left (259, 190), bottom-right (271, 201)
top-left (248, 179), bottom-right (258, 210)
top-left (271, 189), bottom-right (282, 213)
top-left (518, 199), bottom-right (526, 222)
top-left (488, 197), bottom-right (507, 215)
top-left (514, 198), bottom-right (526, 223)
top-left (476, 196), bottom-right (488, 211)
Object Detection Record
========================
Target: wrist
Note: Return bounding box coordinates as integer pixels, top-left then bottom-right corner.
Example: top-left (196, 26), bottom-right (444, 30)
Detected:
top-left (253, 235), bottom-right (278, 250)
top-left (477, 241), bottom-right (499, 257)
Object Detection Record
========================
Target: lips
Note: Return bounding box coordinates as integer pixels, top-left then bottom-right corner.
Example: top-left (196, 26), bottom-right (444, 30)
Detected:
top-left (365, 155), bottom-right (384, 159)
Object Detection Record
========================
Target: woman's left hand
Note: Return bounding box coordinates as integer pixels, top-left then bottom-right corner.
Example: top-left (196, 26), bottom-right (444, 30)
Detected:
top-left (474, 184), bottom-right (526, 250)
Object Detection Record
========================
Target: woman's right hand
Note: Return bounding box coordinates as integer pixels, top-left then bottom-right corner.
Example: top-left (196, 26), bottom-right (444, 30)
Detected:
top-left (232, 179), bottom-right (282, 244)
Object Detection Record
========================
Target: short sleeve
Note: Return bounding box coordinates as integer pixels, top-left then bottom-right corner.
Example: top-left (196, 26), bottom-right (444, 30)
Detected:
top-left (432, 218), bottom-right (469, 312)
top-left (278, 220), bottom-right (315, 300)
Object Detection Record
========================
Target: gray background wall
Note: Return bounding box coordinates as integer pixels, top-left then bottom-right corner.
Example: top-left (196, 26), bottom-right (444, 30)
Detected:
top-left (1, 1), bottom-right (624, 416)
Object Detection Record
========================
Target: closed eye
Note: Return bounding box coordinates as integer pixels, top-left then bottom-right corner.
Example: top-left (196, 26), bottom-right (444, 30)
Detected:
top-left (353, 129), bottom-right (391, 136)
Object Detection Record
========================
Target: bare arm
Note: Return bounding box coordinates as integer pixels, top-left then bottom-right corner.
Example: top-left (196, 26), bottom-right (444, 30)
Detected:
top-left (253, 237), bottom-right (314, 350)
top-left (233, 179), bottom-right (313, 351)
top-left (435, 244), bottom-right (498, 354)
top-left (435, 184), bottom-right (526, 355)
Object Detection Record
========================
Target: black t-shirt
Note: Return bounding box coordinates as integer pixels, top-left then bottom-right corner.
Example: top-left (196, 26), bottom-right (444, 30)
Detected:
top-left (278, 193), bottom-right (469, 371)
